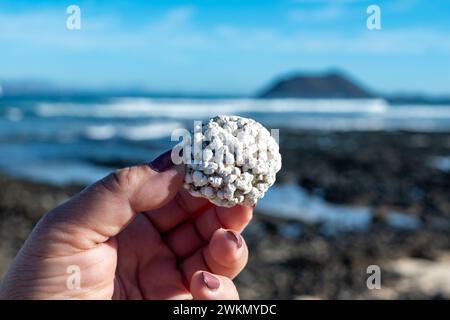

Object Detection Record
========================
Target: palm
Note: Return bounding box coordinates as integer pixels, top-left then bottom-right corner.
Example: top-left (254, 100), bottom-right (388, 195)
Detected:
top-left (109, 190), bottom-right (252, 299)
top-left (112, 214), bottom-right (189, 299)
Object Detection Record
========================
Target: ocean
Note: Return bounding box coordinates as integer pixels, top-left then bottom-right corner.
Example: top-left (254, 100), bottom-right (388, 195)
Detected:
top-left (1, 96), bottom-right (450, 186)
top-left (0, 96), bottom-right (449, 232)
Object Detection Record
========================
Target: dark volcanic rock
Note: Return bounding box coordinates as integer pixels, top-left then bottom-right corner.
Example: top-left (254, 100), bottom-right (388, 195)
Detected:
top-left (259, 72), bottom-right (375, 99)
top-left (1, 130), bottom-right (450, 299)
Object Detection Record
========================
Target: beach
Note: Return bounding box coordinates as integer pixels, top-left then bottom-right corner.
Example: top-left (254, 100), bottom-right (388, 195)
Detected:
top-left (1, 128), bottom-right (449, 299)
top-left (1, 0), bottom-right (450, 304)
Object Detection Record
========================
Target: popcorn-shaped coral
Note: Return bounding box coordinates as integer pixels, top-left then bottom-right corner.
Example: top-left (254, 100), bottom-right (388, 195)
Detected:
top-left (183, 115), bottom-right (282, 207)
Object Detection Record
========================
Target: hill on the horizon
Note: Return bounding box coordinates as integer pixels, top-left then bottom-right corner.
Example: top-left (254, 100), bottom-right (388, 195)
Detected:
top-left (2, 72), bottom-right (450, 104)
top-left (258, 72), bottom-right (375, 99)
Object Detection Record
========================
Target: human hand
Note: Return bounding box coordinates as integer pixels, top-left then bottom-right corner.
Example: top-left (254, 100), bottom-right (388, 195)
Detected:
top-left (0, 151), bottom-right (253, 299)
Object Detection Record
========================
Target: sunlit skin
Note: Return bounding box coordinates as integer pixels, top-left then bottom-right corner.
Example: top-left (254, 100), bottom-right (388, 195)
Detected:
top-left (0, 164), bottom-right (252, 300)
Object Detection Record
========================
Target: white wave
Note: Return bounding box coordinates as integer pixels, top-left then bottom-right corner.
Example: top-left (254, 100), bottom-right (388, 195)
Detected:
top-left (386, 211), bottom-right (422, 230)
top-left (258, 183), bottom-right (372, 234)
top-left (274, 117), bottom-right (387, 131)
top-left (1, 161), bottom-right (112, 186)
top-left (35, 98), bottom-right (388, 119)
top-left (386, 106), bottom-right (450, 119)
top-left (5, 107), bottom-right (24, 122)
top-left (84, 125), bottom-right (116, 140)
top-left (32, 98), bottom-right (450, 132)
top-left (118, 122), bottom-right (184, 140)
top-left (84, 121), bottom-right (184, 141)
top-left (429, 156), bottom-right (450, 172)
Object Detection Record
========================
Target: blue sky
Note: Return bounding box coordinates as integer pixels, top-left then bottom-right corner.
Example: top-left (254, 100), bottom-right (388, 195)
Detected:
top-left (1, 0), bottom-right (450, 95)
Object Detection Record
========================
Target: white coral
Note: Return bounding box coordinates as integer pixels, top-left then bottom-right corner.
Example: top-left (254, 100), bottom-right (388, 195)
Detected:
top-left (183, 115), bottom-right (282, 207)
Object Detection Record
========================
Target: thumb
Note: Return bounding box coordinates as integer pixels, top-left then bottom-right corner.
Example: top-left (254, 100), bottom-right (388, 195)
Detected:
top-left (40, 150), bottom-right (184, 247)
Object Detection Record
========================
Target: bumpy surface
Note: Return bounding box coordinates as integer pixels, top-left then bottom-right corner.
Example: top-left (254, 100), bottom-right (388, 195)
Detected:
top-left (183, 115), bottom-right (282, 207)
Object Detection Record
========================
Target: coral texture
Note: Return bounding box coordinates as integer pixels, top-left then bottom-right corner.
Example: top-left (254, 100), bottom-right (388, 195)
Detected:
top-left (183, 115), bottom-right (282, 207)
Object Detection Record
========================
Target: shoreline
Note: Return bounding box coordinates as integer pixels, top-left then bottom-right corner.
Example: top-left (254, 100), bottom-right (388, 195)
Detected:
top-left (0, 174), bottom-right (449, 299)
top-left (1, 129), bottom-right (449, 299)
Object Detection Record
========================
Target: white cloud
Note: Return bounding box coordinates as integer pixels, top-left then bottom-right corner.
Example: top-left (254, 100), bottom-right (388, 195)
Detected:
top-left (201, 20), bottom-right (450, 55)
top-left (0, 5), bottom-right (449, 56)
top-left (288, 6), bottom-right (348, 22)
top-left (0, 6), bottom-right (199, 50)
top-left (0, 10), bottom-right (126, 49)
top-left (150, 6), bottom-right (195, 31)
top-left (291, 0), bottom-right (368, 3)
top-left (385, 0), bottom-right (421, 12)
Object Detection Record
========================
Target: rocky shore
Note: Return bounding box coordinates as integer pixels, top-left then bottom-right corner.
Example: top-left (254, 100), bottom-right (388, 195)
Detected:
top-left (241, 130), bottom-right (450, 299)
top-left (1, 130), bottom-right (449, 299)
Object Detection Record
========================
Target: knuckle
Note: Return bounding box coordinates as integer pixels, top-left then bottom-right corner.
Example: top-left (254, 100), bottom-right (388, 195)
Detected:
top-left (101, 166), bottom-right (136, 195)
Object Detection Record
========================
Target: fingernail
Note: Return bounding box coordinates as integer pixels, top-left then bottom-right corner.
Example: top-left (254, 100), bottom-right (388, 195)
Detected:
top-left (202, 272), bottom-right (220, 290)
top-left (226, 230), bottom-right (243, 249)
top-left (149, 150), bottom-right (174, 172)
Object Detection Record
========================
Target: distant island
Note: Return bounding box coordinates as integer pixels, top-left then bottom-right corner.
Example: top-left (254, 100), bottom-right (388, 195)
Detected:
top-left (258, 71), bottom-right (450, 105)
top-left (258, 72), bottom-right (374, 99)
top-left (2, 71), bottom-right (450, 105)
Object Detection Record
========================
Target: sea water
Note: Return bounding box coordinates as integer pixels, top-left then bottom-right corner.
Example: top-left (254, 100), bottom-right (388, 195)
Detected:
top-left (1, 96), bottom-right (449, 183)
top-left (0, 96), bottom-right (448, 229)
